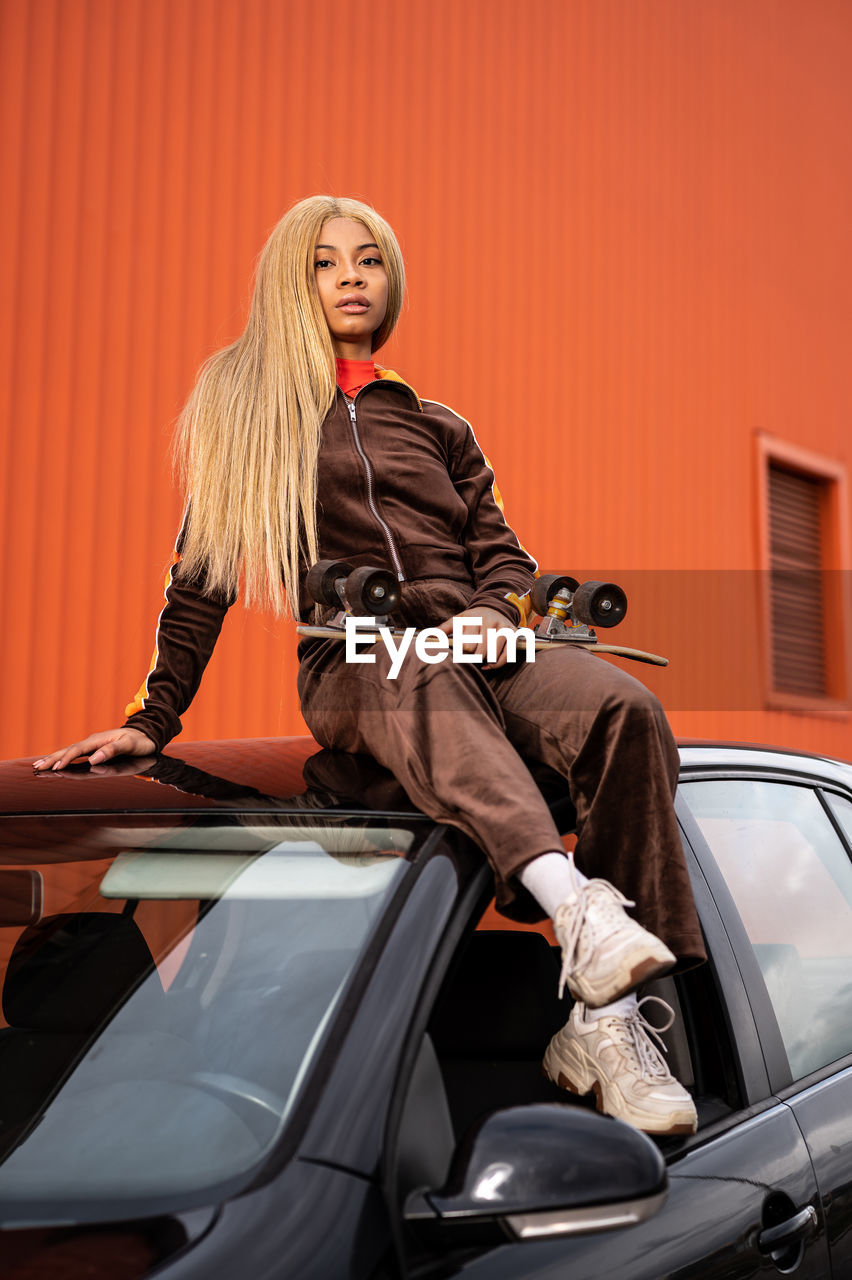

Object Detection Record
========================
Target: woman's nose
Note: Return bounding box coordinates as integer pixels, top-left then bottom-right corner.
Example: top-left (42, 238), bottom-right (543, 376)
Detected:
top-left (338, 259), bottom-right (363, 287)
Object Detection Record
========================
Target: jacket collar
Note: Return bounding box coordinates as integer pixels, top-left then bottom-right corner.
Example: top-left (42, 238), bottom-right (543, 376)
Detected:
top-left (374, 367), bottom-right (422, 410)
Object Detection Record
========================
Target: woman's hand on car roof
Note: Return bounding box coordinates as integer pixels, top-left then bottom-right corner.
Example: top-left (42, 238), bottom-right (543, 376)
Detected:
top-left (32, 727), bottom-right (157, 772)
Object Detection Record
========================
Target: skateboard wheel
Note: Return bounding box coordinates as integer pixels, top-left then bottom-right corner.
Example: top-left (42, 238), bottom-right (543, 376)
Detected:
top-left (529, 573), bottom-right (580, 617)
top-left (306, 559), bottom-right (355, 607)
top-left (572, 581), bottom-right (628, 629)
top-left (345, 565), bottom-right (400, 616)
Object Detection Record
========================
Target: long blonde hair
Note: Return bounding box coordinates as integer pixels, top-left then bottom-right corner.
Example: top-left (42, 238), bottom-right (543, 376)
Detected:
top-left (173, 195), bottom-right (406, 616)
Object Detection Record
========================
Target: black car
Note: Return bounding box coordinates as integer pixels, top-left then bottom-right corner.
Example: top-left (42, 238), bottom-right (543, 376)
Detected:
top-left (0, 738), bottom-right (851, 1279)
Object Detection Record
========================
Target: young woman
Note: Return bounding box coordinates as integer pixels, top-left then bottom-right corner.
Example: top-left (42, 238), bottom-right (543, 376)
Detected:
top-left (34, 196), bottom-right (706, 1135)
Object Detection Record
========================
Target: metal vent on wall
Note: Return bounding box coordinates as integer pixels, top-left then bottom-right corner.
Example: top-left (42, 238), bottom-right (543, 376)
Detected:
top-left (768, 465), bottom-right (826, 698)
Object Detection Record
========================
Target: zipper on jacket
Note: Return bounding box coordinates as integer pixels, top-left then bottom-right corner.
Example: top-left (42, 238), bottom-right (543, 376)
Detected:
top-left (346, 398), bottom-right (406, 581)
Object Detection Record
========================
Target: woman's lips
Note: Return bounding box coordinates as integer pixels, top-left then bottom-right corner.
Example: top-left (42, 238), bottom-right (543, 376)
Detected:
top-left (337, 297), bottom-right (369, 313)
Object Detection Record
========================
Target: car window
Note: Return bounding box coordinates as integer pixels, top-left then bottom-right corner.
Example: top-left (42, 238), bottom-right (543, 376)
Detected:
top-left (680, 779), bottom-right (852, 1079)
top-left (0, 814), bottom-right (420, 1220)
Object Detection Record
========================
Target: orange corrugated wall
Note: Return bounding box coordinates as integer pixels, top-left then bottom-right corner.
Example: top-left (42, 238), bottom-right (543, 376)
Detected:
top-left (2, 0), bottom-right (851, 762)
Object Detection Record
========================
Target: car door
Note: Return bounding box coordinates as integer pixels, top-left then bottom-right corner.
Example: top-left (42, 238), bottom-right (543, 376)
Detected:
top-left (679, 768), bottom-right (852, 1280)
top-left (390, 799), bottom-right (832, 1279)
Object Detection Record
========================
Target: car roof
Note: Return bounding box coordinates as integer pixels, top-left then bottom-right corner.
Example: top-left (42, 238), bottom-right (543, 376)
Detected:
top-left (0, 738), bottom-right (323, 816)
top-left (678, 740), bottom-right (852, 791)
top-left (3, 736), bottom-right (851, 818)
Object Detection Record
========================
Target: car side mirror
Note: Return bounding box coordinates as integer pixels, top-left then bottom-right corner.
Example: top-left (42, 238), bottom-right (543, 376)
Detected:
top-left (404, 1103), bottom-right (666, 1243)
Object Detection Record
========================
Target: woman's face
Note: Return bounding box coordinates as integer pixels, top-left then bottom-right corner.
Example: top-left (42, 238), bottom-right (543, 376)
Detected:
top-left (314, 217), bottom-right (389, 359)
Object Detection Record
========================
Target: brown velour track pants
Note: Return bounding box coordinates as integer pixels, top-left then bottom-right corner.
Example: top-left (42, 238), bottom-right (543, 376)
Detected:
top-left (296, 587), bottom-right (706, 972)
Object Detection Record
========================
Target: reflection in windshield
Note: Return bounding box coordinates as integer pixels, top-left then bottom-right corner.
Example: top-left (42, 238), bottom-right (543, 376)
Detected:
top-left (0, 819), bottom-right (416, 1217)
top-left (135, 746), bottom-right (419, 815)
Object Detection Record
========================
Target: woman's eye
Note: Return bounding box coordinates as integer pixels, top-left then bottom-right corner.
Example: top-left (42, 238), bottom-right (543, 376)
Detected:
top-left (314, 258), bottom-right (334, 269)
top-left (361, 256), bottom-right (382, 267)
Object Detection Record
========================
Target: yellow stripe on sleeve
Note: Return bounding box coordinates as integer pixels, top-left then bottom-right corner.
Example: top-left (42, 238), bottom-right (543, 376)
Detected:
top-left (124, 554), bottom-right (180, 718)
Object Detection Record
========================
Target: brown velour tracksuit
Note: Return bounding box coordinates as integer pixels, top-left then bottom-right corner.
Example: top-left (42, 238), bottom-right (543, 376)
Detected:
top-left (124, 373), bottom-right (706, 970)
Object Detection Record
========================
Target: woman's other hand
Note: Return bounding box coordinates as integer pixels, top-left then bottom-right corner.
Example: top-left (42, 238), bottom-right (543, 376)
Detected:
top-left (437, 607), bottom-right (519, 669)
top-left (32, 728), bottom-right (157, 772)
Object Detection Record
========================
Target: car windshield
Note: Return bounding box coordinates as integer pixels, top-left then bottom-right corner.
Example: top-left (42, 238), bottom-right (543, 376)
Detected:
top-left (0, 813), bottom-right (422, 1221)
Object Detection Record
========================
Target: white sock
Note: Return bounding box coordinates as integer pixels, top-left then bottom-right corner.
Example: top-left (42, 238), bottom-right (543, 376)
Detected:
top-left (584, 992), bottom-right (638, 1022)
top-left (518, 851), bottom-right (588, 919)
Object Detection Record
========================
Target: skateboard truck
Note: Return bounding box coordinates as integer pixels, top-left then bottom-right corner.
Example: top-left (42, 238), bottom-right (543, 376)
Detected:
top-left (529, 575), bottom-right (628, 645)
top-left (306, 559), bottom-right (401, 627)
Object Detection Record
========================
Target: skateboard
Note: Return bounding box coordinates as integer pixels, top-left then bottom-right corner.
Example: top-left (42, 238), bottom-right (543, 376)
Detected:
top-left (296, 562), bottom-right (668, 667)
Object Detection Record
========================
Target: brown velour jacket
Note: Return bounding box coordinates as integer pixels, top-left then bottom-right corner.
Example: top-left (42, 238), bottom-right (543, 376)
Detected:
top-left (123, 372), bottom-right (538, 751)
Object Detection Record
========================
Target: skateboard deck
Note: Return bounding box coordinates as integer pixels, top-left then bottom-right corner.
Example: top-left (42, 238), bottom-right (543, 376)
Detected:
top-left (296, 624), bottom-right (668, 667)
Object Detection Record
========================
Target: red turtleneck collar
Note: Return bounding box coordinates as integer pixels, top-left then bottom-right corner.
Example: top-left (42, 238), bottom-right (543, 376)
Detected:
top-left (336, 357), bottom-right (378, 399)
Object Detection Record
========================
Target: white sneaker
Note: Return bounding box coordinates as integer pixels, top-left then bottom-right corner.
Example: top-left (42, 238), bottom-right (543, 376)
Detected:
top-left (543, 997), bottom-right (698, 1135)
top-left (553, 876), bottom-right (675, 1007)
